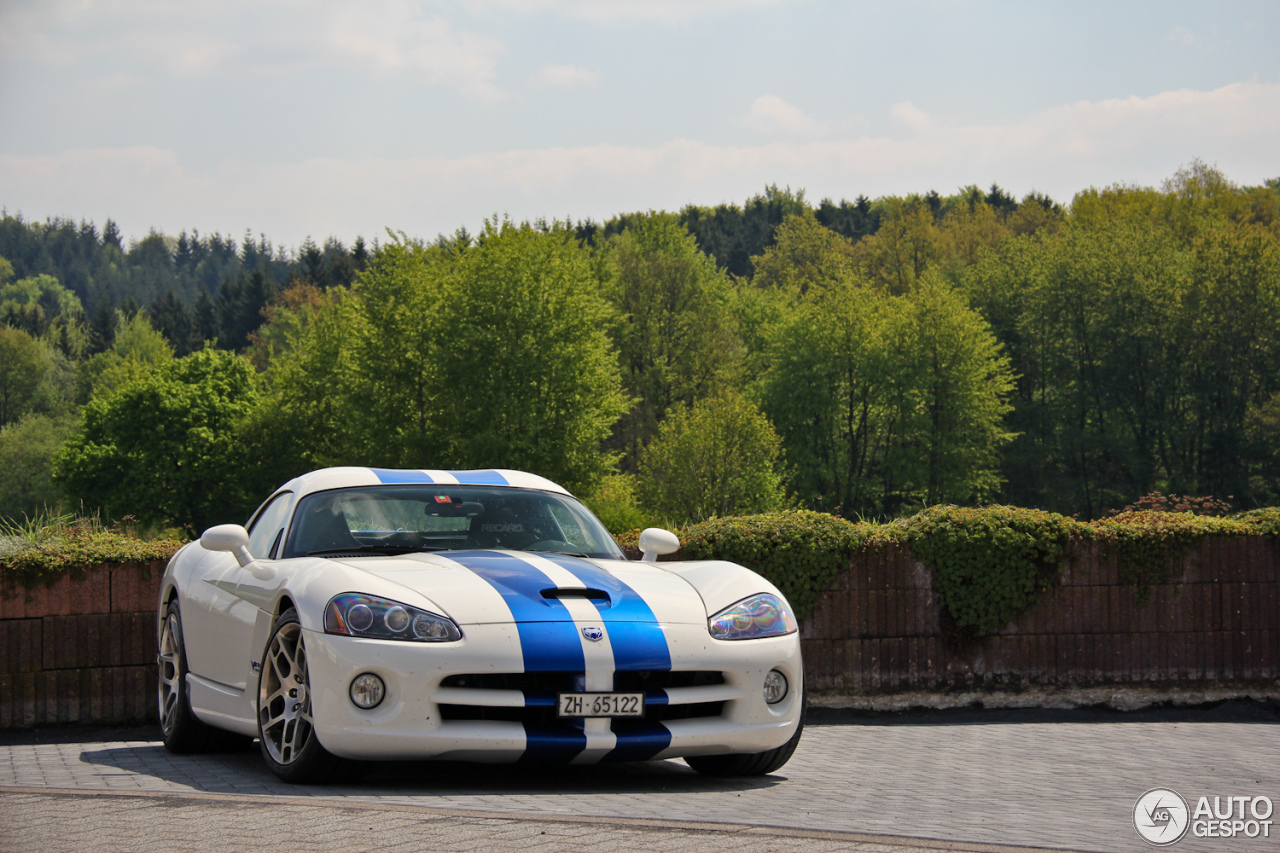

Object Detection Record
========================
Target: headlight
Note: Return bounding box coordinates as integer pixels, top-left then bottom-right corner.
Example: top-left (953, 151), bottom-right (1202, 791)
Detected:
top-left (324, 593), bottom-right (462, 642)
top-left (708, 593), bottom-right (798, 640)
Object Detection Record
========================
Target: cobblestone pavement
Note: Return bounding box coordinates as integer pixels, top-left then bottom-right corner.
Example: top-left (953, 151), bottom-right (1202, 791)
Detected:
top-left (0, 789), bottom-right (1021, 853)
top-left (2, 710), bottom-right (1277, 853)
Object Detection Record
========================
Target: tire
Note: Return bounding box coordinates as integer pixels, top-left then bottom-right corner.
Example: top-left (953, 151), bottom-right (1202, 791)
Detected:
top-left (685, 680), bottom-right (806, 777)
top-left (158, 599), bottom-right (253, 754)
top-left (256, 607), bottom-right (349, 783)
top-left (157, 600), bottom-right (217, 753)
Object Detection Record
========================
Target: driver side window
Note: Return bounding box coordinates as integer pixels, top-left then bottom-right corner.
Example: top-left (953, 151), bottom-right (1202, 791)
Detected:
top-left (247, 492), bottom-right (293, 559)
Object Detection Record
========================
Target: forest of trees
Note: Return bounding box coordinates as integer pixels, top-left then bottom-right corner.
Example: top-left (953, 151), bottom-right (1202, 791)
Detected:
top-left (2, 161), bottom-right (1279, 533)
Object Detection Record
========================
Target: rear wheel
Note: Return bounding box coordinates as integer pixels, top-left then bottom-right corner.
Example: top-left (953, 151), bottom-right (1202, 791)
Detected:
top-left (256, 608), bottom-right (349, 783)
top-left (158, 600), bottom-right (217, 753)
top-left (158, 600), bottom-right (249, 753)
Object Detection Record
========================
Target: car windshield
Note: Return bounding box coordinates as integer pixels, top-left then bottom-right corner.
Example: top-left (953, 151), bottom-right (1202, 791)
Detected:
top-left (280, 484), bottom-right (624, 560)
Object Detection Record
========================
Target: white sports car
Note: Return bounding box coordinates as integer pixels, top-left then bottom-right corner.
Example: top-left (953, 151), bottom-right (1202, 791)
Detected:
top-left (157, 467), bottom-right (804, 783)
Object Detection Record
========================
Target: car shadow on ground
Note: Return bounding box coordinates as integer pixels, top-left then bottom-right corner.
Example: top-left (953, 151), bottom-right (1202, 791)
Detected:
top-left (68, 735), bottom-right (784, 797)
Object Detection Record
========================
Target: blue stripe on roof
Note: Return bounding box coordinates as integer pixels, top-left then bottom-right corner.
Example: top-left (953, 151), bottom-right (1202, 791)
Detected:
top-left (447, 469), bottom-right (509, 485)
top-left (446, 551), bottom-right (585, 673)
top-left (369, 468), bottom-right (435, 484)
top-left (542, 555), bottom-right (672, 672)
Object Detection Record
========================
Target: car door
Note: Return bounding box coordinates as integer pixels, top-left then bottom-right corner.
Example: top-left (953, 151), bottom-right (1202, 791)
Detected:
top-left (183, 492), bottom-right (294, 692)
top-left (232, 492), bottom-right (296, 686)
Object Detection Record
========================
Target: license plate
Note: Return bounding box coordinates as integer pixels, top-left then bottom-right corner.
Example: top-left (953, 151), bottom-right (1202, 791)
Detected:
top-left (557, 692), bottom-right (644, 717)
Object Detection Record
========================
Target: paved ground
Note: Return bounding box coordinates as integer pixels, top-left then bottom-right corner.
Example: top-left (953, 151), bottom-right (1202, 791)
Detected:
top-left (2, 703), bottom-right (1277, 853)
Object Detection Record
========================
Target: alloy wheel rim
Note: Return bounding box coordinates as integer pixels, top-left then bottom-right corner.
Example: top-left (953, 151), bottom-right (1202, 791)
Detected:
top-left (258, 622), bottom-right (312, 765)
top-left (157, 613), bottom-right (181, 737)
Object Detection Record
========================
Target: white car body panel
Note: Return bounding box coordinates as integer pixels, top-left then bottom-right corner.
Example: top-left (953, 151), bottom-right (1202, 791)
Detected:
top-left (159, 467), bottom-right (803, 765)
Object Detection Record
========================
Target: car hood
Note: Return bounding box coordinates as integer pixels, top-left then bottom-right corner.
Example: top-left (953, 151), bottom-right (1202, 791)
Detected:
top-left (335, 549), bottom-right (709, 625)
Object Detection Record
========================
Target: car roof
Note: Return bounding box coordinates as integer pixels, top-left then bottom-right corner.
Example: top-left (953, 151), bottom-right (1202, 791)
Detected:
top-left (278, 467), bottom-right (573, 500)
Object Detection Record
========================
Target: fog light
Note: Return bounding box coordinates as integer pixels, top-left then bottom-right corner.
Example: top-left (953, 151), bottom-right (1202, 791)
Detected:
top-left (763, 670), bottom-right (787, 705)
top-left (349, 673), bottom-right (385, 709)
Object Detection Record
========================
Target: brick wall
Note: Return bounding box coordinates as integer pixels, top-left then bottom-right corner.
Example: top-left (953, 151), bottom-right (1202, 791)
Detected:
top-left (0, 563), bottom-right (164, 729)
top-left (2, 538), bottom-right (1277, 729)
top-left (801, 536), bottom-right (1280, 693)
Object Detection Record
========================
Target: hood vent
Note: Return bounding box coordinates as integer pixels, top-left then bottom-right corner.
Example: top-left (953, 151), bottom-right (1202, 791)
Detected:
top-left (540, 587), bottom-right (611, 607)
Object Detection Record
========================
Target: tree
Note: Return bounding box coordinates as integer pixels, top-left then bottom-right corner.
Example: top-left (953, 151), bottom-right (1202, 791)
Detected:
top-left (759, 281), bottom-right (897, 516)
top-left (0, 326), bottom-right (54, 427)
top-left (418, 221), bottom-right (626, 491)
top-left (148, 289), bottom-right (197, 355)
top-left (883, 273), bottom-right (1015, 507)
top-left (77, 310), bottom-right (174, 402)
top-left (600, 213), bottom-right (740, 468)
top-left (1181, 222), bottom-right (1280, 501)
top-left (851, 198), bottom-right (946, 294)
top-left (637, 391), bottom-right (786, 523)
top-left (751, 214), bottom-right (858, 294)
top-left (761, 273), bottom-right (1014, 518)
top-left (246, 282), bottom-right (339, 372)
top-left (263, 222), bottom-right (629, 493)
top-left (0, 413), bottom-right (77, 522)
top-left (54, 349), bottom-right (260, 532)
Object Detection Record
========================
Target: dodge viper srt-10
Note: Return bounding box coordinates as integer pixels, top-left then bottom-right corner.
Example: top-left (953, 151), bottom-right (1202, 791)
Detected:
top-left (157, 467), bottom-right (804, 782)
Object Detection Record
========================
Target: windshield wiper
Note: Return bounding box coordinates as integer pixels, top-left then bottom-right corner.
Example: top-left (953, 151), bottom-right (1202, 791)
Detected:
top-left (305, 545), bottom-right (451, 557)
top-left (527, 548), bottom-right (593, 558)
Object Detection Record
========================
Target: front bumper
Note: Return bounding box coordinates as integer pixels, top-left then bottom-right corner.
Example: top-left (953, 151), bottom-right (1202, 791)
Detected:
top-left (304, 622), bottom-right (802, 762)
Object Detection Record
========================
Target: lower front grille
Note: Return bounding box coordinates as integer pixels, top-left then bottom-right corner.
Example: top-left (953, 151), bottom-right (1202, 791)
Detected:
top-left (440, 670), bottom-right (724, 691)
top-left (437, 670), bottom-right (728, 726)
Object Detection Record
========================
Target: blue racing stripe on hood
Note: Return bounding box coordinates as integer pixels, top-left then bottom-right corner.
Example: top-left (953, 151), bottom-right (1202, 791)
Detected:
top-left (446, 551), bottom-right (585, 673)
top-left (541, 555), bottom-right (672, 672)
top-left (448, 469), bottom-right (508, 485)
top-left (369, 468), bottom-right (434, 484)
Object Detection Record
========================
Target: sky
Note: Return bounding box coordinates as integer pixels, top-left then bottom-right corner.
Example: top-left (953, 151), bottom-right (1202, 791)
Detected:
top-left (1, 0), bottom-right (1278, 249)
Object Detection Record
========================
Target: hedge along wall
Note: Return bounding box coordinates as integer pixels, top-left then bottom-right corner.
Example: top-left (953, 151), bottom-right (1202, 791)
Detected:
top-left (801, 536), bottom-right (1279, 698)
top-left (0, 562), bottom-right (165, 729)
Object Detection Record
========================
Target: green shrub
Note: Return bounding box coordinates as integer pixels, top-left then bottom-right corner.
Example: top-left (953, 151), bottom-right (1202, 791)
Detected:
top-left (1235, 506), bottom-right (1280, 536)
top-left (1090, 511), bottom-right (1251, 604)
top-left (678, 510), bottom-right (866, 619)
top-left (582, 474), bottom-right (658, 534)
top-left (0, 513), bottom-right (183, 595)
top-left (894, 505), bottom-right (1081, 636)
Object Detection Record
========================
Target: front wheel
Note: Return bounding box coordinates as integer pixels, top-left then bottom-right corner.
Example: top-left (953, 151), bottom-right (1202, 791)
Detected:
top-left (685, 715), bottom-right (804, 776)
top-left (256, 608), bottom-right (349, 783)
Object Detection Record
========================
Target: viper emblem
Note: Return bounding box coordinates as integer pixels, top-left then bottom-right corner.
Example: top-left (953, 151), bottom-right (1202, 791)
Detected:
top-left (582, 626), bottom-right (605, 642)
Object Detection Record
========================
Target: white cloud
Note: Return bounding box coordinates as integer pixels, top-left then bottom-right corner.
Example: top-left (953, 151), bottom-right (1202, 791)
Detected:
top-left (529, 63), bottom-right (599, 89)
top-left (890, 101), bottom-right (931, 132)
top-left (1167, 25), bottom-right (1196, 45)
top-left (744, 95), bottom-right (818, 135)
top-left (0, 0), bottom-right (506, 98)
top-left (3, 81), bottom-right (1277, 246)
top-left (466, 0), bottom-right (782, 23)
top-left (316, 3), bottom-right (505, 99)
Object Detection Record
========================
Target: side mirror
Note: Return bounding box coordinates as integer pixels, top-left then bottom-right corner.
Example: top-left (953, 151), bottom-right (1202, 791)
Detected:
top-left (200, 524), bottom-right (274, 580)
top-left (638, 527), bottom-right (680, 562)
